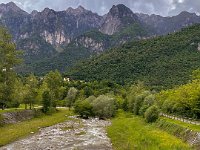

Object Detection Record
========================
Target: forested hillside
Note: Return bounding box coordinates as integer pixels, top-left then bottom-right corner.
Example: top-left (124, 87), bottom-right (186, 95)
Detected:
top-left (69, 25), bottom-right (200, 89)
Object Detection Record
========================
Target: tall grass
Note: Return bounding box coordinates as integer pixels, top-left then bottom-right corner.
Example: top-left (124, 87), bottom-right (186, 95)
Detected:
top-left (107, 110), bottom-right (191, 150)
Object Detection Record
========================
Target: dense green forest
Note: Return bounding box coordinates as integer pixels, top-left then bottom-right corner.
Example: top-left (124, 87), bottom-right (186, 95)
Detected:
top-left (1, 25), bottom-right (200, 149)
top-left (1, 24), bottom-right (200, 119)
top-left (69, 25), bottom-right (200, 89)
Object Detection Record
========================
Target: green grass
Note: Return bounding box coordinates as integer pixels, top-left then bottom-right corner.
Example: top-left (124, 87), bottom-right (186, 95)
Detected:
top-left (0, 108), bottom-right (24, 114)
top-left (0, 104), bottom-right (42, 114)
top-left (160, 117), bottom-right (200, 132)
top-left (0, 109), bottom-right (73, 146)
top-left (107, 110), bottom-right (191, 150)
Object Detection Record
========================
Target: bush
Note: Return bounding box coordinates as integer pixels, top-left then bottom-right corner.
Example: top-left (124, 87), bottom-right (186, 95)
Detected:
top-left (74, 100), bottom-right (93, 118)
top-left (134, 91), bottom-right (151, 115)
top-left (92, 95), bottom-right (116, 119)
top-left (139, 94), bottom-right (155, 116)
top-left (85, 96), bottom-right (96, 103)
top-left (145, 105), bottom-right (159, 123)
top-left (46, 107), bottom-right (57, 115)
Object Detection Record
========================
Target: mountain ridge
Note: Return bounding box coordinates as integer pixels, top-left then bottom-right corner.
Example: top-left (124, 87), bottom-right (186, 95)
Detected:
top-left (68, 24), bottom-right (200, 88)
top-left (1, 2), bottom-right (200, 75)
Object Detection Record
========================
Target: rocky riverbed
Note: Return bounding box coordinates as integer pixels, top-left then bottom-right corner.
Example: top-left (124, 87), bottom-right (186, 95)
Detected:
top-left (0, 116), bottom-right (112, 150)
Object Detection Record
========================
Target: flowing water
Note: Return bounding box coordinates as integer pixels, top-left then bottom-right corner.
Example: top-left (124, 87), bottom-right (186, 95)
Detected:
top-left (1, 116), bottom-right (112, 150)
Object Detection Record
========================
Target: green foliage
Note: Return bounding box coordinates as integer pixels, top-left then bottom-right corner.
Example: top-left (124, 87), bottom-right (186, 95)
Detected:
top-left (139, 94), bottom-right (155, 116)
top-left (24, 45), bottom-right (93, 75)
top-left (145, 105), bottom-right (160, 123)
top-left (156, 69), bottom-right (200, 119)
top-left (74, 100), bottom-right (93, 118)
top-left (23, 74), bottom-right (39, 109)
top-left (69, 24), bottom-right (200, 89)
top-left (127, 82), bottom-right (147, 112)
top-left (42, 91), bottom-right (52, 113)
top-left (0, 27), bottom-right (22, 109)
top-left (85, 95), bottom-right (96, 103)
top-left (44, 70), bottom-right (63, 107)
top-left (133, 91), bottom-right (151, 115)
top-left (83, 86), bottom-right (93, 98)
top-left (92, 95), bottom-right (117, 119)
top-left (111, 23), bottom-right (148, 42)
top-left (66, 87), bottom-right (78, 109)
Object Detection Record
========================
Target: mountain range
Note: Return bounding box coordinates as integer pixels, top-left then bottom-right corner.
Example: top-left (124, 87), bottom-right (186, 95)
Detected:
top-left (0, 2), bottom-right (200, 75)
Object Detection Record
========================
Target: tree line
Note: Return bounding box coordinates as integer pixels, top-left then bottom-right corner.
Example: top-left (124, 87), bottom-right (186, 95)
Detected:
top-left (0, 26), bottom-right (199, 122)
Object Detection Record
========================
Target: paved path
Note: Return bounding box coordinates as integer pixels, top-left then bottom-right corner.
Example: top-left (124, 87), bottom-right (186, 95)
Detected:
top-left (1, 116), bottom-right (112, 150)
top-left (161, 113), bottom-right (200, 125)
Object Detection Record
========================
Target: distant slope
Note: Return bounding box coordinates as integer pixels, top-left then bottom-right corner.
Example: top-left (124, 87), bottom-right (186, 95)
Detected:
top-left (18, 45), bottom-right (93, 75)
top-left (22, 23), bottom-right (150, 75)
top-left (68, 25), bottom-right (200, 89)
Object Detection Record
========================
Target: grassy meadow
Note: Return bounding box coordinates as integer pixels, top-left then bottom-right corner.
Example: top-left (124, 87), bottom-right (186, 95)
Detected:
top-left (107, 110), bottom-right (192, 150)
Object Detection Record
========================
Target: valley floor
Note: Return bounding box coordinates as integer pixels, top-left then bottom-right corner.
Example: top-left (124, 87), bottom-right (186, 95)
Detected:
top-left (0, 116), bottom-right (112, 150)
top-left (0, 109), bottom-right (196, 150)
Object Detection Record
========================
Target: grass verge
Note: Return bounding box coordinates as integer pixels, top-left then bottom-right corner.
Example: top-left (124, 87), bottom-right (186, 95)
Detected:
top-left (107, 110), bottom-right (191, 150)
top-left (160, 117), bottom-right (200, 132)
top-left (0, 109), bottom-right (73, 146)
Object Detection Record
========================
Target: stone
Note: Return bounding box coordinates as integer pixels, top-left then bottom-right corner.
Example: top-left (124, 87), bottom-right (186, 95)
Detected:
top-left (198, 43), bottom-right (200, 51)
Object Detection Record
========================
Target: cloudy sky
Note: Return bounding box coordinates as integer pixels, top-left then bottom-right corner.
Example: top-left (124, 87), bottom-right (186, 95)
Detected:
top-left (0, 0), bottom-right (200, 16)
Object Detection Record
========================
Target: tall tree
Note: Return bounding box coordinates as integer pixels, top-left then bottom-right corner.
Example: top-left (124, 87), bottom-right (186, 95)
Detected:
top-left (44, 70), bottom-right (63, 107)
top-left (66, 87), bottom-right (78, 110)
top-left (23, 74), bottom-right (38, 109)
top-left (0, 27), bottom-right (22, 109)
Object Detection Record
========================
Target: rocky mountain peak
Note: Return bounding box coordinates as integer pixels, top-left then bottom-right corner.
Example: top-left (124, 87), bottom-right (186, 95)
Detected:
top-left (109, 4), bottom-right (135, 18)
top-left (178, 11), bottom-right (197, 17)
top-left (31, 10), bottom-right (39, 16)
top-left (0, 2), bottom-right (28, 15)
top-left (100, 4), bottom-right (139, 35)
top-left (77, 6), bottom-right (85, 12)
top-left (42, 8), bottom-right (55, 14)
top-left (66, 5), bottom-right (89, 15)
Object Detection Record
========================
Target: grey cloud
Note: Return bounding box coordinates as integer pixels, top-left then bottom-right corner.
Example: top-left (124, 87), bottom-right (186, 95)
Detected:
top-left (0, 0), bottom-right (200, 16)
top-left (169, 0), bottom-right (200, 15)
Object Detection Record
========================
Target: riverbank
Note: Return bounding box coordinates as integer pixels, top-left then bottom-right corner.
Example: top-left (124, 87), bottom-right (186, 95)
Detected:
top-left (1, 116), bottom-right (112, 150)
top-left (107, 110), bottom-right (191, 150)
top-left (0, 109), bottom-right (72, 146)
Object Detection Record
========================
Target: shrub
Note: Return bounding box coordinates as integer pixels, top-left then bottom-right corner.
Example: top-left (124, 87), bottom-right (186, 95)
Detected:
top-left (74, 100), bottom-right (93, 118)
top-left (134, 95), bottom-right (145, 115)
top-left (145, 105), bottom-right (159, 123)
top-left (92, 95), bottom-right (116, 119)
top-left (139, 94), bottom-right (155, 116)
top-left (85, 95), bottom-right (96, 103)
